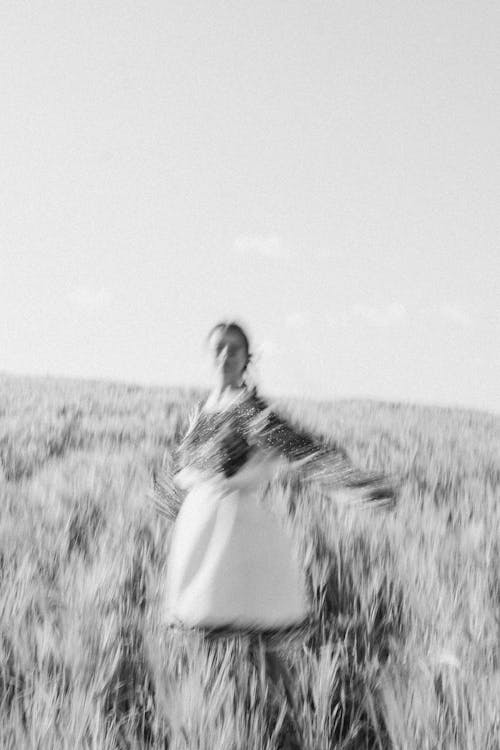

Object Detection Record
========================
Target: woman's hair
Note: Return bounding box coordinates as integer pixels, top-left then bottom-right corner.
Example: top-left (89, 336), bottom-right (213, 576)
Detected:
top-left (207, 321), bottom-right (253, 370)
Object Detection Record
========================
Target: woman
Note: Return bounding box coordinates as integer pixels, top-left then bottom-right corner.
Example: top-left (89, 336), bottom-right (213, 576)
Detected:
top-left (152, 321), bottom-right (396, 737)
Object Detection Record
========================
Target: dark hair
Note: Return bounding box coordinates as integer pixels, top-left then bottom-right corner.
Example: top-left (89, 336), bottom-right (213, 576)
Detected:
top-left (207, 321), bottom-right (252, 370)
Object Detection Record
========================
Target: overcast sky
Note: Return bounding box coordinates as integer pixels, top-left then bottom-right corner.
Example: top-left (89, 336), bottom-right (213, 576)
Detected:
top-left (1, 1), bottom-right (499, 413)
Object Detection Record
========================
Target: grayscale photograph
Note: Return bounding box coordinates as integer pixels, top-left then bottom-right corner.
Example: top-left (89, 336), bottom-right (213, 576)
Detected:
top-left (0, 2), bottom-right (499, 748)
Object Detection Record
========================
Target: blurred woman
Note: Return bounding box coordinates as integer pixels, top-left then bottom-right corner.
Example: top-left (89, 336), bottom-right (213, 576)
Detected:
top-left (153, 320), bottom-right (396, 743)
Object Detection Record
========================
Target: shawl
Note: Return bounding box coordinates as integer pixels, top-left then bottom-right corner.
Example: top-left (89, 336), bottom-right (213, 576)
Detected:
top-left (150, 387), bottom-right (397, 521)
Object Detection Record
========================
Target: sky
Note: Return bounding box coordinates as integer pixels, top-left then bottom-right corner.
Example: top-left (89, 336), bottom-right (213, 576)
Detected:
top-left (1, 1), bottom-right (499, 413)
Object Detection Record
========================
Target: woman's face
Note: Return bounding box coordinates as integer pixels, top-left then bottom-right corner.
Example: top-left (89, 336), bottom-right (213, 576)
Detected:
top-left (208, 327), bottom-right (248, 386)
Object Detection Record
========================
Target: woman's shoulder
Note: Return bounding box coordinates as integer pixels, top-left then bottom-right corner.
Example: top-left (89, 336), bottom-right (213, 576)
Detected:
top-left (240, 386), bottom-right (270, 414)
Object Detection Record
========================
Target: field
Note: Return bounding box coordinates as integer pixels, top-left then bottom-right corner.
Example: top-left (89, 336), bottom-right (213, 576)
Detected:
top-left (0, 372), bottom-right (499, 749)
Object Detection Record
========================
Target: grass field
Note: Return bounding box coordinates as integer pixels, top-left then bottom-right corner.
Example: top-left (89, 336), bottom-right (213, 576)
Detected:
top-left (0, 372), bottom-right (499, 749)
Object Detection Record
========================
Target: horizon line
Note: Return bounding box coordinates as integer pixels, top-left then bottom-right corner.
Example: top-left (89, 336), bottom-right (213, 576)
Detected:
top-left (1, 368), bottom-right (498, 418)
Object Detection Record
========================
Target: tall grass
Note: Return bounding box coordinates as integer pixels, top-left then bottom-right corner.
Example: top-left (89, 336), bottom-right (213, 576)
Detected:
top-left (0, 373), bottom-right (499, 748)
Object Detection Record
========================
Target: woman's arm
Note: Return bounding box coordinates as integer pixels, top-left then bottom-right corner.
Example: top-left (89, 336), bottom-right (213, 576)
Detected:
top-left (149, 455), bottom-right (185, 522)
top-left (245, 393), bottom-right (397, 507)
top-left (149, 401), bottom-right (204, 521)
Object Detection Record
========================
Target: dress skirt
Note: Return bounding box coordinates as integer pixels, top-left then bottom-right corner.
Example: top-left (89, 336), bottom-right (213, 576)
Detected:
top-left (164, 457), bottom-right (311, 633)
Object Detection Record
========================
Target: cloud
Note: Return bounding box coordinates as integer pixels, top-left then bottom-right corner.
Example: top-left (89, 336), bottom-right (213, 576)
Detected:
top-left (284, 311), bottom-right (308, 329)
top-left (233, 235), bottom-right (290, 260)
top-left (439, 304), bottom-right (474, 330)
top-left (68, 285), bottom-right (112, 314)
top-left (340, 302), bottom-right (408, 328)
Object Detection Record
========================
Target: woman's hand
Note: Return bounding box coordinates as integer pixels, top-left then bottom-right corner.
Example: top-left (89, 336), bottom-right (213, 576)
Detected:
top-left (174, 466), bottom-right (209, 490)
top-left (362, 479), bottom-right (399, 509)
top-left (314, 470), bottom-right (399, 510)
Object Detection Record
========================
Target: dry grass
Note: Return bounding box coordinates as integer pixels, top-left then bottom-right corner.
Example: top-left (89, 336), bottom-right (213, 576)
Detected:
top-left (0, 373), bottom-right (499, 749)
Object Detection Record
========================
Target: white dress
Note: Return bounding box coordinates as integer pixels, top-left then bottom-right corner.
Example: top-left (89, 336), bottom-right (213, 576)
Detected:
top-left (159, 387), bottom-right (392, 633)
top-left (165, 452), bottom-right (309, 630)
